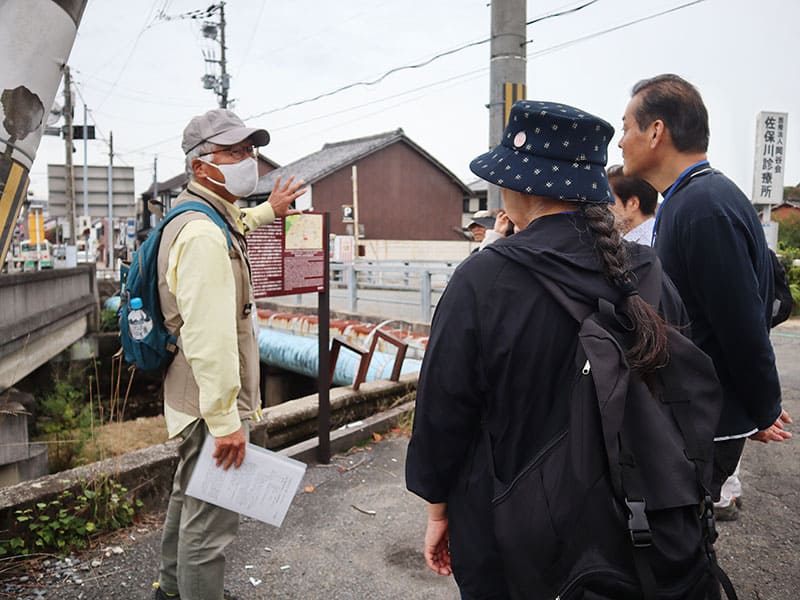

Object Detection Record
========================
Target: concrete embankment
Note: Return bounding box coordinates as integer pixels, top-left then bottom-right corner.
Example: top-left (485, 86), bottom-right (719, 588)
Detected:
top-left (0, 374), bottom-right (417, 532)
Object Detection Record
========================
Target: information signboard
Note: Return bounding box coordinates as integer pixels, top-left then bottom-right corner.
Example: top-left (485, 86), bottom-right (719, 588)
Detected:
top-left (752, 111), bottom-right (788, 205)
top-left (248, 212), bottom-right (327, 298)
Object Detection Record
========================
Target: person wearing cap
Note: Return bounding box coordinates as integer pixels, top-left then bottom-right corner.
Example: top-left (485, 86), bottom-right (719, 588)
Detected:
top-left (466, 210), bottom-right (495, 245)
top-left (405, 101), bottom-right (691, 598)
top-left (153, 109), bottom-right (305, 600)
top-left (467, 210), bottom-right (516, 255)
top-left (606, 164), bottom-right (658, 246)
top-left (618, 74), bottom-right (791, 523)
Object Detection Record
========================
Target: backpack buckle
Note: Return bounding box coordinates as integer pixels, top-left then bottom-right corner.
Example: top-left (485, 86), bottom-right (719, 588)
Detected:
top-left (625, 500), bottom-right (652, 547)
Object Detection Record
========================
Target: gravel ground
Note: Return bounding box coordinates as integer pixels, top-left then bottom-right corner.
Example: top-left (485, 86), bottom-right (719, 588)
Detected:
top-left (2, 326), bottom-right (798, 600)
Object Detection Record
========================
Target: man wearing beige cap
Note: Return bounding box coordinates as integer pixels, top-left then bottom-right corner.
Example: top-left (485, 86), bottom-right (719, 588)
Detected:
top-left (153, 109), bottom-right (305, 600)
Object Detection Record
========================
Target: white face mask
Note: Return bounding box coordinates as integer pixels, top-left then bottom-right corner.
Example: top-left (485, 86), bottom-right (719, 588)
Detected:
top-left (201, 157), bottom-right (259, 198)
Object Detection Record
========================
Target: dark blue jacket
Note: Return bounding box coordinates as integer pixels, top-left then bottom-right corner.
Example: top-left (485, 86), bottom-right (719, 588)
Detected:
top-left (653, 164), bottom-right (782, 437)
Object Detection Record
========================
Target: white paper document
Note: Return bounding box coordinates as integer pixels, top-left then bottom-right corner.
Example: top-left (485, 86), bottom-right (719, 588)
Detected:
top-left (185, 434), bottom-right (307, 527)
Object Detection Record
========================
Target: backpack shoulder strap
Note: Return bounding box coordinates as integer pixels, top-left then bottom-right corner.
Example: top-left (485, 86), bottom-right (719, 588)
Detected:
top-left (162, 200), bottom-right (233, 250)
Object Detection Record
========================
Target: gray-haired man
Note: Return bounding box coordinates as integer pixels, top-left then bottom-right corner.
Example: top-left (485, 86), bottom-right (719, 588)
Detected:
top-left (153, 109), bottom-right (305, 600)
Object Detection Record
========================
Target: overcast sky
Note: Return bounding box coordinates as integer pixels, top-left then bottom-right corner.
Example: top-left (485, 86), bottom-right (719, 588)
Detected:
top-left (29, 0), bottom-right (799, 204)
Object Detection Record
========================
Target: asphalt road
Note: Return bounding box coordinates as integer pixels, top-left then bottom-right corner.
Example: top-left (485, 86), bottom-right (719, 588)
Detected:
top-left (4, 324), bottom-right (799, 599)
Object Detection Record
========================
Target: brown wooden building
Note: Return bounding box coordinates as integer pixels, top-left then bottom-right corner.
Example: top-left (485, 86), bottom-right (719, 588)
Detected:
top-left (772, 201), bottom-right (800, 223)
top-left (251, 129), bottom-right (471, 240)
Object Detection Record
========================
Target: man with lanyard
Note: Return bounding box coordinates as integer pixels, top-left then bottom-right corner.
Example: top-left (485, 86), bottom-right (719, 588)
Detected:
top-left (618, 74), bottom-right (792, 520)
top-left (153, 109), bottom-right (305, 600)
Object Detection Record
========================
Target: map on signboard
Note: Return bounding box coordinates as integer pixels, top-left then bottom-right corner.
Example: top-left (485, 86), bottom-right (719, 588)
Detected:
top-left (285, 214), bottom-right (323, 250)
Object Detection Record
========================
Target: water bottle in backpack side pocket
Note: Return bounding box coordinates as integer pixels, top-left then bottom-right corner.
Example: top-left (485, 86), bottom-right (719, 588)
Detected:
top-left (127, 297), bottom-right (153, 340)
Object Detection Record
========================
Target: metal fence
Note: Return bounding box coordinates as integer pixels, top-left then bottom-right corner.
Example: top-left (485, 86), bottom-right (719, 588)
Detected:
top-left (95, 258), bottom-right (460, 323)
top-left (329, 260), bottom-right (458, 322)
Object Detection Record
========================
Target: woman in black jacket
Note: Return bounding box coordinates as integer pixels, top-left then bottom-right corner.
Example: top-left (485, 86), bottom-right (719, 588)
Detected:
top-left (405, 101), bottom-right (696, 599)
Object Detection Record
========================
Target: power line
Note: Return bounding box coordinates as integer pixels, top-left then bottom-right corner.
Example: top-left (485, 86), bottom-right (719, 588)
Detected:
top-left (92, 0), bottom-right (164, 111)
top-left (123, 1), bottom-right (706, 155)
top-left (155, 3), bottom-right (220, 21)
top-left (270, 68), bottom-right (488, 133)
top-left (241, 0), bottom-right (603, 120)
top-left (527, 0), bottom-right (601, 25)
top-left (234, 0), bottom-right (267, 75)
top-left (72, 82), bottom-right (134, 167)
top-left (72, 68), bottom-right (207, 107)
top-left (524, 0), bottom-right (708, 50)
top-left (240, 0), bottom-right (703, 122)
top-left (242, 37), bottom-right (490, 121)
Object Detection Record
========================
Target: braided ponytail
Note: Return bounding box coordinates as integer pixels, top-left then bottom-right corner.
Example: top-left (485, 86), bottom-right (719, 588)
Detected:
top-left (581, 204), bottom-right (668, 373)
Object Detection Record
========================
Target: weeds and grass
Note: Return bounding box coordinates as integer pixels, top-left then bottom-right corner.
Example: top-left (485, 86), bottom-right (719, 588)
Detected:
top-left (99, 308), bottom-right (119, 333)
top-left (33, 353), bottom-right (140, 473)
top-left (37, 381), bottom-right (94, 472)
top-left (396, 405), bottom-right (414, 436)
top-left (3, 358), bottom-right (149, 560)
top-left (0, 475), bottom-right (142, 558)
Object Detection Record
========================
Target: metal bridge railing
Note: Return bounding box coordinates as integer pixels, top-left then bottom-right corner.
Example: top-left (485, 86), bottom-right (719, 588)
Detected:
top-left (328, 261), bottom-right (458, 322)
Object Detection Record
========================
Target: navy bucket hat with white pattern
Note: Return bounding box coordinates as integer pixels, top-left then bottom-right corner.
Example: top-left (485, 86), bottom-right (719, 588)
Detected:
top-left (470, 100), bottom-right (615, 204)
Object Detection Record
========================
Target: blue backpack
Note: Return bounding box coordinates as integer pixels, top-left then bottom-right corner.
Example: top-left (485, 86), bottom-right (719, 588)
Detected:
top-left (118, 201), bottom-right (233, 371)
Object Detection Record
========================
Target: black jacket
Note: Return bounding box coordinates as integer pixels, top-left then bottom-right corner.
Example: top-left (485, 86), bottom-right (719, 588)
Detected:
top-left (406, 212), bottom-right (687, 598)
top-left (654, 165), bottom-right (782, 437)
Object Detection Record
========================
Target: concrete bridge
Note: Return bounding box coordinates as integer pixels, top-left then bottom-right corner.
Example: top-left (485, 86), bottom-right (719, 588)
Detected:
top-left (0, 265), bottom-right (99, 392)
top-left (0, 260), bottom-right (449, 397)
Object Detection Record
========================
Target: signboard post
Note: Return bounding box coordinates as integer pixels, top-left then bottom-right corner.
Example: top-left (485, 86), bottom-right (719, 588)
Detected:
top-left (248, 212), bottom-right (332, 463)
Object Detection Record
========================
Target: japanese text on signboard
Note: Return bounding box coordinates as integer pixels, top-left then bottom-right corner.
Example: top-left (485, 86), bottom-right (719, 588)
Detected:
top-left (752, 111), bottom-right (788, 205)
top-left (247, 213), bottom-right (327, 298)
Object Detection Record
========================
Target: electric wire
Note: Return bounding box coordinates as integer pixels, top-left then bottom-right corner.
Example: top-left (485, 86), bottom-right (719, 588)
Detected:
top-left (242, 38), bottom-right (489, 121)
top-left (234, 0), bottom-right (268, 75)
top-left (527, 0), bottom-right (601, 25)
top-left (92, 0), bottom-right (164, 112)
top-left (525, 0), bottom-right (708, 50)
top-left (270, 67), bottom-right (488, 133)
top-left (156, 3), bottom-right (221, 21)
top-left (73, 82), bottom-right (133, 167)
top-left (117, 1), bottom-right (705, 157)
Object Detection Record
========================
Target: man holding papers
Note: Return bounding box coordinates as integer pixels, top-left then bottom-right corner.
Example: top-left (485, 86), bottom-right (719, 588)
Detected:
top-left (152, 109), bottom-right (305, 600)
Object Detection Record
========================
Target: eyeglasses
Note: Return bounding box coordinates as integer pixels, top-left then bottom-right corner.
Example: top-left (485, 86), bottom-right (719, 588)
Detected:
top-left (201, 145), bottom-right (257, 161)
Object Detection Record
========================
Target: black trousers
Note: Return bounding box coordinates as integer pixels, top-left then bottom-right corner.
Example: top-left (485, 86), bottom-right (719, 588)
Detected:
top-left (710, 438), bottom-right (747, 502)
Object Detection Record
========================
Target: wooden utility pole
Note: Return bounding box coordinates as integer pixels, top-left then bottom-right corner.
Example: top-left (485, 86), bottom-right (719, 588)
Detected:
top-left (63, 66), bottom-right (77, 244)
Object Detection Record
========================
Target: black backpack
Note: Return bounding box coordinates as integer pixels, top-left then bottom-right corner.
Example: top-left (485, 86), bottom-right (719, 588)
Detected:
top-left (770, 249), bottom-right (793, 327)
top-left (488, 263), bottom-right (738, 600)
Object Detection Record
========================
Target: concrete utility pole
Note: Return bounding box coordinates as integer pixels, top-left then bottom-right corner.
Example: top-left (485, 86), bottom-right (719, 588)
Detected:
top-left (351, 165), bottom-right (360, 252)
top-left (201, 2), bottom-right (229, 108)
top-left (488, 0), bottom-right (527, 211)
top-left (219, 1), bottom-right (229, 109)
top-left (0, 0), bottom-right (88, 267)
top-left (63, 66), bottom-right (77, 244)
top-left (82, 102), bottom-right (89, 218)
top-left (152, 155), bottom-right (159, 215)
top-left (107, 131), bottom-right (113, 268)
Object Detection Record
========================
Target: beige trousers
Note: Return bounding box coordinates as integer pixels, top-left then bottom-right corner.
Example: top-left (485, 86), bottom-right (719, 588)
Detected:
top-left (157, 419), bottom-right (250, 600)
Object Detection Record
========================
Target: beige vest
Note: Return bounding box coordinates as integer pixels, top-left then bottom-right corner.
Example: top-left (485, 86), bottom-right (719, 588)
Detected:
top-left (156, 187), bottom-right (261, 419)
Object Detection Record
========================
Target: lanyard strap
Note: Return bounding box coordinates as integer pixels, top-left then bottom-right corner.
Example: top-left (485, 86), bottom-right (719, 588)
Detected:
top-left (651, 160), bottom-right (711, 246)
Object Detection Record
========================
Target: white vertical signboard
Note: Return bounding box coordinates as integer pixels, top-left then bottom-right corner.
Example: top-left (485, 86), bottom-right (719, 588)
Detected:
top-left (752, 111), bottom-right (788, 205)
